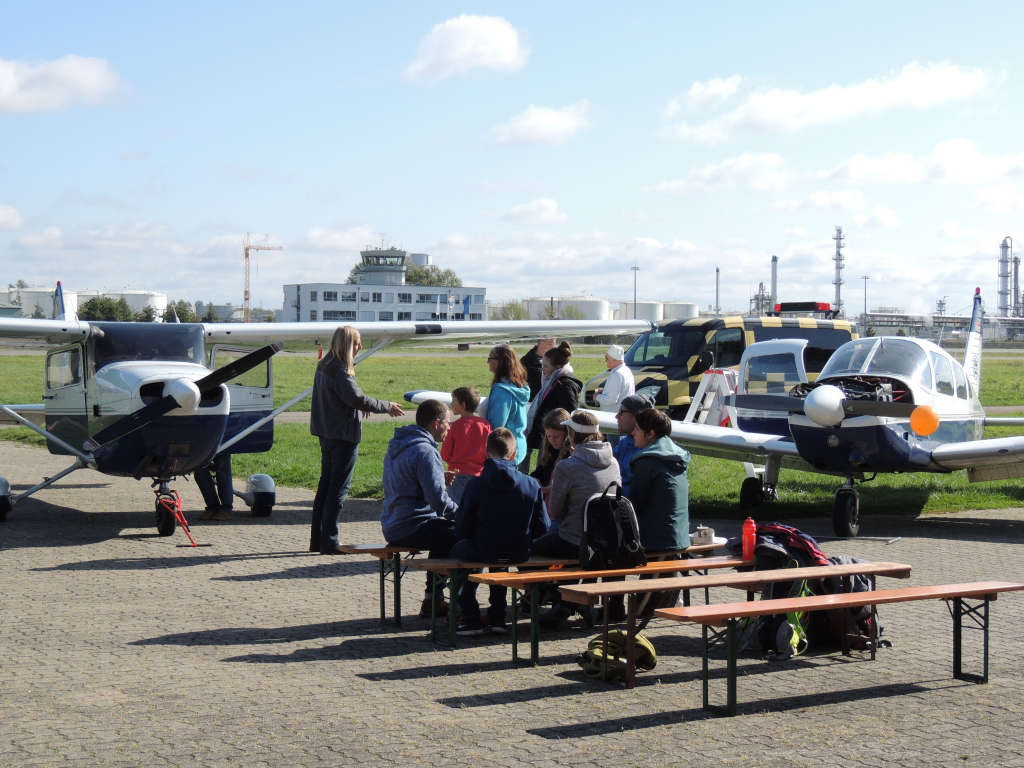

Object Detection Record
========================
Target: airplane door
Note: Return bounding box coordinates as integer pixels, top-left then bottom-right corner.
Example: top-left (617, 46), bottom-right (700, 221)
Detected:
top-left (209, 345), bottom-right (274, 453)
top-left (43, 345), bottom-right (88, 454)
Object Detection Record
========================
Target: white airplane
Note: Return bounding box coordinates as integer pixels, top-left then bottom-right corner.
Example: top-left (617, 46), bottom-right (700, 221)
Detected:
top-left (0, 316), bottom-right (653, 536)
top-left (406, 289), bottom-right (1024, 538)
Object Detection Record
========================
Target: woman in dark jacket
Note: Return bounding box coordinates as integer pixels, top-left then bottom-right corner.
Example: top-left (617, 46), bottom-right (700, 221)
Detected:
top-left (629, 408), bottom-right (691, 551)
top-left (525, 341), bottom-right (582, 454)
top-left (310, 326), bottom-right (404, 554)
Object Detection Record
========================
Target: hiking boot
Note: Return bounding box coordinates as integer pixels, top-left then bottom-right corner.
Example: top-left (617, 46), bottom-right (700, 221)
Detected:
top-left (419, 598), bottom-right (449, 618)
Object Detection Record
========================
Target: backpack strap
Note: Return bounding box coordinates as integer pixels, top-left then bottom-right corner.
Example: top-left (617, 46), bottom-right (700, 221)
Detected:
top-left (603, 480), bottom-right (623, 501)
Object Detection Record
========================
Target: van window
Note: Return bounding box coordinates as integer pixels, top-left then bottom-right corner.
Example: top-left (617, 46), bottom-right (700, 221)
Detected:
top-left (711, 328), bottom-right (743, 367)
top-left (626, 327), bottom-right (705, 367)
top-left (751, 326), bottom-right (851, 373)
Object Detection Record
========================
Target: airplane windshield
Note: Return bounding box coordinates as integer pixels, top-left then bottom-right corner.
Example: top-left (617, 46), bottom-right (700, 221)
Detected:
top-left (820, 337), bottom-right (932, 387)
top-left (819, 339), bottom-right (875, 377)
top-left (626, 327), bottom-right (705, 367)
top-left (91, 323), bottom-right (205, 369)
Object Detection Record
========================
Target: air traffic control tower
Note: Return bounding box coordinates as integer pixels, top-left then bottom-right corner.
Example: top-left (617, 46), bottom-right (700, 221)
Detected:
top-left (353, 246), bottom-right (408, 285)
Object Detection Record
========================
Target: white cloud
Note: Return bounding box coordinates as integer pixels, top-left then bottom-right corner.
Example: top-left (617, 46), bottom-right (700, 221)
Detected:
top-left (973, 183), bottom-right (1024, 213)
top-left (502, 198), bottom-right (567, 224)
top-left (0, 55), bottom-right (122, 113)
top-left (654, 153), bottom-right (791, 194)
top-left (493, 101), bottom-right (589, 144)
top-left (0, 204), bottom-right (23, 230)
top-left (667, 62), bottom-right (986, 144)
top-left (854, 205), bottom-right (902, 229)
top-left (15, 225), bottom-right (63, 248)
top-left (303, 226), bottom-right (379, 251)
top-left (403, 15), bottom-right (528, 83)
top-left (827, 140), bottom-right (1024, 185)
top-left (663, 75), bottom-right (742, 118)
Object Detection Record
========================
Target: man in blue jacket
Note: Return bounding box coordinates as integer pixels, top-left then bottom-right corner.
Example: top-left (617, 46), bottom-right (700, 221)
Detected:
top-left (451, 428), bottom-right (550, 635)
top-left (381, 399), bottom-right (459, 617)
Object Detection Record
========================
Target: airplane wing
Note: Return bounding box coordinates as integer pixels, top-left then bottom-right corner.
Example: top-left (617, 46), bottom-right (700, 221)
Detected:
top-left (202, 319), bottom-right (654, 345)
top-left (0, 404), bottom-right (45, 426)
top-left (0, 318), bottom-right (92, 344)
top-left (931, 435), bottom-right (1024, 473)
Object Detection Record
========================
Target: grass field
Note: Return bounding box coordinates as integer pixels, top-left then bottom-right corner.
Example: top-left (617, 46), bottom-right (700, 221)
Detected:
top-left (3, 344), bottom-right (1024, 521)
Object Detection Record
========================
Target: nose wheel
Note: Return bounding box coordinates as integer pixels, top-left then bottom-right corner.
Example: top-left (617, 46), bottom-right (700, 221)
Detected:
top-left (832, 485), bottom-right (860, 537)
top-left (153, 482), bottom-right (197, 545)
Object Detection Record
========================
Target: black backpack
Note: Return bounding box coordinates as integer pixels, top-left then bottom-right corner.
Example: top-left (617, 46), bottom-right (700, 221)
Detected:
top-left (579, 481), bottom-right (646, 569)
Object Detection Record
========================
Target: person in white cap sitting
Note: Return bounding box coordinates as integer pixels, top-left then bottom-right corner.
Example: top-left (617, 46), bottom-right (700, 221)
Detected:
top-left (595, 344), bottom-right (635, 412)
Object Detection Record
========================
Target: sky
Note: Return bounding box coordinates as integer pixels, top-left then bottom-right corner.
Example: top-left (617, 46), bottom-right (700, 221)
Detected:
top-left (2, 1), bottom-right (1024, 317)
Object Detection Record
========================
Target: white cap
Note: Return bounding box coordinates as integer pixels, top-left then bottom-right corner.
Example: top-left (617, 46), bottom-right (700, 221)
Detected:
top-left (606, 344), bottom-right (625, 361)
top-left (561, 414), bottom-right (599, 434)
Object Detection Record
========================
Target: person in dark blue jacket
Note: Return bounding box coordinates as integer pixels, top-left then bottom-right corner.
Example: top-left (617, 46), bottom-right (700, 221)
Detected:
top-left (451, 428), bottom-right (550, 635)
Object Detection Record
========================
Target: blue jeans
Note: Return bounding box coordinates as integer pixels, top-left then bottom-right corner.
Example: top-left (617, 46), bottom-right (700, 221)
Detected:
top-left (195, 453), bottom-right (233, 512)
top-left (387, 516), bottom-right (457, 595)
top-left (310, 438), bottom-right (358, 553)
top-left (449, 538), bottom-right (507, 626)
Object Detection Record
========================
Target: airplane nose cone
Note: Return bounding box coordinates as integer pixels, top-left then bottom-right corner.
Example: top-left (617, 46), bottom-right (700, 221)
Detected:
top-left (804, 384), bottom-right (846, 427)
top-left (164, 377), bottom-right (202, 411)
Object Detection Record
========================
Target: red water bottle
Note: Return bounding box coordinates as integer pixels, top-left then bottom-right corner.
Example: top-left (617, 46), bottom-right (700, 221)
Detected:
top-left (742, 517), bottom-right (756, 562)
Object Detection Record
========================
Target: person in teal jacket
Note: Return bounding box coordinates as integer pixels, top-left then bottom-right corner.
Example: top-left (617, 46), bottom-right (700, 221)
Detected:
top-left (484, 344), bottom-right (531, 464)
top-left (629, 408), bottom-right (691, 551)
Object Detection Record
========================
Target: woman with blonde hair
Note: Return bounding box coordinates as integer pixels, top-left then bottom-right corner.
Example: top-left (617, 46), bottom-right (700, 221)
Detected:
top-left (310, 326), bottom-right (405, 554)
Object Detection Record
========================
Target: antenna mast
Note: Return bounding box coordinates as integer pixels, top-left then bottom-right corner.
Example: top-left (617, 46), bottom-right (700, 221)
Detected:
top-left (242, 233), bottom-right (283, 322)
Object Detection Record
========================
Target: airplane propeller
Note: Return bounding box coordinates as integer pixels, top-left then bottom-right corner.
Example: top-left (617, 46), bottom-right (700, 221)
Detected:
top-left (84, 343), bottom-right (281, 454)
top-left (730, 383), bottom-right (933, 432)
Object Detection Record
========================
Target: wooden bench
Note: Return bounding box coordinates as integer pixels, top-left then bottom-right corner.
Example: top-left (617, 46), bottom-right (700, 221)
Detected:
top-left (337, 543), bottom-right (422, 627)
top-left (469, 554), bottom-right (752, 664)
top-left (654, 580), bottom-right (1024, 715)
top-left (559, 561), bottom-right (913, 687)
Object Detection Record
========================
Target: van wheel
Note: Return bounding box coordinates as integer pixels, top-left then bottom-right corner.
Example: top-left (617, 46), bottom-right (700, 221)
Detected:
top-left (739, 477), bottom-right (763, 509)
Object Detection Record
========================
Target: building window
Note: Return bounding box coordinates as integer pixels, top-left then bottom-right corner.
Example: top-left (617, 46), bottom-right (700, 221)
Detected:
top-left (398, 311), bottom-right (412, 320)
top-left (415, 311), bottom-right (434, 320)
top-left (323, 291), bottom-right (338, 302)
top-left (379, 311), bottom-right (394, 321)
top-left (359, 310), bottom-right (374, 321)
top-left (340, 291), bottom-right (356, 302)
top-left (473, 294), bottom-right (484, 304)
top-left (398, 292), bottom-right (412, 303)
top-left (372, 292), bottom-right (383, 303)
top-left (470, 313), bottom-right (483, 320)
top-left (309, 291), bottom-right (318, 302)
top-left (360, 292), bottom-right (370, 302)
top-left (309, 309), bottom-right (318, 321)
top-left (417, 293), bottom-right (438, 304)
top-left (323, 310), bottom-right (356, 321)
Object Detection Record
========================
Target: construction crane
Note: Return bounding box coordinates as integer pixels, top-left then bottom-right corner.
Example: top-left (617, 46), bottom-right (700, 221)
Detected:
top-left (242, 233), bottom-right (283, 322)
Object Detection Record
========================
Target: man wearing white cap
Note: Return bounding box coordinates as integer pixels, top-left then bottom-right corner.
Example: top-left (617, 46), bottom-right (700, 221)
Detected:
top-left (595, 344), bottom-right (635, 412)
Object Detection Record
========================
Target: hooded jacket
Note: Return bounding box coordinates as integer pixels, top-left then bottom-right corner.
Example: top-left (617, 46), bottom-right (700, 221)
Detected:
top-left (310, 356), bottom-right (390, 443)
top-left (454, 458), bottom-right (550, 563)
top-left (629, 435), bottom-right (691, 551)
top-left (485, 379), bottom-right (531, 464)
top-left (526, 369), bottom-right (583, 450)
top-left (381, 424), bottom-right (458, 542)
top-left (548, 440), bottom-right (621, 546)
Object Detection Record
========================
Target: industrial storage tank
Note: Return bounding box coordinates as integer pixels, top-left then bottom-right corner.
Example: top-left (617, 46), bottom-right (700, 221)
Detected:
top-left (524, 296), bottom-right (609, 320)
top-left (616, 301), bottom-right (663, 323)
top-left (662, 301), bottom-right (699, 320)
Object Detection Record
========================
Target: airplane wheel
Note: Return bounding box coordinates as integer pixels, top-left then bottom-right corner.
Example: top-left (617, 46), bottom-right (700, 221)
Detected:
top-left (251, 503), bottom-right (272, 518)
top-left (0, 495), bottom-right (9, 522)
top-left (739, 476), bottom-right (763, 509)
top-left (155, 500), bottom-right (176, 537)
top-left (832, 488), bottom-right (860, 537)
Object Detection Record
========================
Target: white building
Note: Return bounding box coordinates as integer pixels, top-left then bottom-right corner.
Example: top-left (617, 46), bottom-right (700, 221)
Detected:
top-left (7, 286), bottom-right (167, 319)
top-left (281, 247), bottom-right (486, 322)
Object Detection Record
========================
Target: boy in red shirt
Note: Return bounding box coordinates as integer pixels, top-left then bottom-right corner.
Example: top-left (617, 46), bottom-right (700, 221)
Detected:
top-left (441, 386), bottom-right (492, 504)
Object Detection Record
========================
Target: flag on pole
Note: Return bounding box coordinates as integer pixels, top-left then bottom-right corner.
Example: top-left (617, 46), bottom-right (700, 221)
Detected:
top-left (447, 292), bottom-right (455, 318)
top-left (463, 295), bottom-right (470, 318)
top-left (52, 281), bottom-right (65, 320)
top-left (435, 295), bottom-right (441, 319)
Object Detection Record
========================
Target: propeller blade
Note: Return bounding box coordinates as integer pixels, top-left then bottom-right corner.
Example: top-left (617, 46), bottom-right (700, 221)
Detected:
top-left (841, 400), bottom-right (917, 418)
top-left (729, 394), bottom-right (806, 414)
top-left (84, 343), bottom-right (282, 454)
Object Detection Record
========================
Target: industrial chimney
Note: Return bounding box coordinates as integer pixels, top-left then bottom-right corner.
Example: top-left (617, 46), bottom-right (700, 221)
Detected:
top-left (770, 254), bottom-right (778, 309)
top-left (998, 236), bottom-right (1012, 317)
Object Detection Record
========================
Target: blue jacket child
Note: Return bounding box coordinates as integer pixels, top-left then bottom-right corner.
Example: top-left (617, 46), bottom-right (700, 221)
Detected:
top-left (450, 429), bottom-right (551, 632)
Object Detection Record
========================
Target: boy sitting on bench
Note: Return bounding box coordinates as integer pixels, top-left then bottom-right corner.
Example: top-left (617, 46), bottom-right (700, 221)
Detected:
top-left (451, 428), bottom-right (551, 635)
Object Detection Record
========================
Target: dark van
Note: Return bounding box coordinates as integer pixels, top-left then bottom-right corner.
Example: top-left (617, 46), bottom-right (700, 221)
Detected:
top-left (583, 315), bottom-right (857, 417)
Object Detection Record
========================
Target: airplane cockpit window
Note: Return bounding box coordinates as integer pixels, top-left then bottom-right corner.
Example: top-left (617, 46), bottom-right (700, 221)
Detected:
top-left (46, 348), bottom-right (82, 389)
top-left (626, 327), bottom-right (705, 367)
top-left (930, 351), bottom-right (955, 396)
top-left (952, 360), bottom-right (968, 399)
top-left (819, 339), bottom-right (875, 377)
top-left (867, 339), bottom-right (931, 388)
top-left (91, 323), bottom-right (204, 369)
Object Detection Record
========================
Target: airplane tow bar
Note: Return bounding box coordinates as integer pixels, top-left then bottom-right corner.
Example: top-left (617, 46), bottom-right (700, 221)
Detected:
top-left (157, 490), bottom-right (203, 548)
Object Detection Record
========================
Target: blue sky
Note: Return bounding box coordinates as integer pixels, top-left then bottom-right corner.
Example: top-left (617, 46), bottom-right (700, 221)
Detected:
top-left (2, 2), bottom-right (1023, 316)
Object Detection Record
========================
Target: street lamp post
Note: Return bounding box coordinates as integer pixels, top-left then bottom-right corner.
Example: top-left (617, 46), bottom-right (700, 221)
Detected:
top-left (630, 265), bottom-right (639, 319)
top-left (861, 275), bottom-right (870, 334)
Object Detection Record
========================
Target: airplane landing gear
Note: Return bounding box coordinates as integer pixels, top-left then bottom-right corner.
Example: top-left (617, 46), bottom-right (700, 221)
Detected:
top-left (832, 483), bottom-right (860, 538)
top-left (153, 481), bottom-right (185, 537)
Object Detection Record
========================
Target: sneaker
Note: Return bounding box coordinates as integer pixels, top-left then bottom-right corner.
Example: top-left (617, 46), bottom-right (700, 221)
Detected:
top-left (419, 598), bottom-right (449, 618)
top-left (455, 622), bottom-right (488, 636)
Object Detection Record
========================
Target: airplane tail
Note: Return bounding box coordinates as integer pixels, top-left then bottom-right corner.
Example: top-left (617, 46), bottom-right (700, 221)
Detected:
top-left (52, 281), bottom-right (65, 320)
top-left (962, 287), bottom-right (983, 394)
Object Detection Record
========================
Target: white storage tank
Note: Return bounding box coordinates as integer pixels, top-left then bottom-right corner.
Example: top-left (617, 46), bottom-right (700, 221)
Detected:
top-left (524, 296), bottom-right (609, 320)
top-left (662, 301), bottom-right (699, 320)
top-left (617, 301), bottom-right (663, 323)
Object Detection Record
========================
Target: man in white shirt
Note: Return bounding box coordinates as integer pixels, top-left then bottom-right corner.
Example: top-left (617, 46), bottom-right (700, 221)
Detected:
top-left (595, 344), bottom-right (635, 412)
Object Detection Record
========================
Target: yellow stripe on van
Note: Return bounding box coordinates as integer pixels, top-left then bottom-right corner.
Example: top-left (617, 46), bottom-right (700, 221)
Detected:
top-left (797, 317), bottom-right (819, 329)
top-left (759, 316), bottom-right (782, 328)
top-left (722, 316), bottom-right (744, 328)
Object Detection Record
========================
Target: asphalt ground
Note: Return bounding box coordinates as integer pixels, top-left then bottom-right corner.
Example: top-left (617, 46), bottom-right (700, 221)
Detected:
top-left (1, 440), bottom-right (1024, 767)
